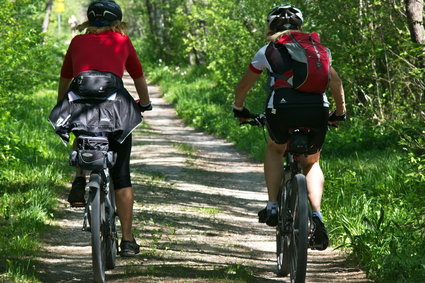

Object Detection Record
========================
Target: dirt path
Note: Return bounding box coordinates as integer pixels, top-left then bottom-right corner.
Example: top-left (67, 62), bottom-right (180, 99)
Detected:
top-left (36, 78), bottom-right (371, 282)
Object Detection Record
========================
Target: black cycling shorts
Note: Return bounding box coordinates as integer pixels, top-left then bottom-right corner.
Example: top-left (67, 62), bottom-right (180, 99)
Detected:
top-left (109, 134), bottom-right (132, 190)
top-left (266, 106), bottom-right (329, 154)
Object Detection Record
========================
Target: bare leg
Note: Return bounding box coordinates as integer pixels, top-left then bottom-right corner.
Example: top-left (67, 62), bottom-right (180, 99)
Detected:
top-left (115, 186), bottom-right (135, 241)
top-left (264, 139), bottom-right (286, 202)
top-left (299, 152), bottom-right (324, 212)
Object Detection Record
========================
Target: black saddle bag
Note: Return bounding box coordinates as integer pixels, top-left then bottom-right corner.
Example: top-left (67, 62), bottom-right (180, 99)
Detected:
top-left (69, 70), bottom-right (124, 98)
top-left (69, 136), bottom-right (116, 171)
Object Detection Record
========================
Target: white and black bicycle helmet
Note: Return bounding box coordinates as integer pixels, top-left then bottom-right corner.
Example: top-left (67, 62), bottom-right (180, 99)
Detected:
top-left (87, 0), bottom-right (122, 27)
top-left (266, 4), bottom-right (303, 32)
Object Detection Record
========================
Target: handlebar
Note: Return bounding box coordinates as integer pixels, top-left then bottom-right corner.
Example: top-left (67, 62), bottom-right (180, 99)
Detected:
top-left (239, 110), bottom-right (345, 128)
top-left (239, 113), bottom-right (267, 127)
top-left (328, 110), bottom-right (347, 128)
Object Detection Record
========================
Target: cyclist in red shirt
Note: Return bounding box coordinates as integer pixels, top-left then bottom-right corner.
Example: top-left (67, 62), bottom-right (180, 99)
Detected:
top-left (57, 0), bottom-right (151, 257)
top-left (233, 5), bottom-right (346, 250)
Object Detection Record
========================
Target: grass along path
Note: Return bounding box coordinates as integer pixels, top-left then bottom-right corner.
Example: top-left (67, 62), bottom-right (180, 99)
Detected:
top-left (35, 77), bottom-right (371, 282)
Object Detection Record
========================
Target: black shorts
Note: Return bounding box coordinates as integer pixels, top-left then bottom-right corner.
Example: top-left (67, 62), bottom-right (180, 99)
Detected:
top-left (109, 134), bottom-right (132, 189)
top-left (266, 106), bottom-right (329, 154)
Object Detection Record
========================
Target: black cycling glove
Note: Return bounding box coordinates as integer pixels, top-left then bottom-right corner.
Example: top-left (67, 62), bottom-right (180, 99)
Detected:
top-left (139, 102), bottom-right (153, 112)
top-left (233, 106), bottom-right (252, 119)
top-left (328, 110), bottom-right (347, 122)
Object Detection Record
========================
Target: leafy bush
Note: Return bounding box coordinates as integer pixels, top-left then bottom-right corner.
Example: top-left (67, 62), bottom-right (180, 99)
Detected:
top-left (0, 0), bottom-right (60, 97)
top-left (0, 1), bottom-right (73, 280)
top-left (0, 89), bottom-right (71, 279)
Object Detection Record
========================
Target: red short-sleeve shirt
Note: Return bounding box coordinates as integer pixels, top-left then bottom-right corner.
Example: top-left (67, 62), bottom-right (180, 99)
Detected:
top-left (60, 31), bottom-right (144, 79)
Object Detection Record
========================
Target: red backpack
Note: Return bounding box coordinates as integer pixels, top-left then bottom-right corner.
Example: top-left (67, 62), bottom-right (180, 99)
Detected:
top-left (269, 32), bottom-right (331, 94)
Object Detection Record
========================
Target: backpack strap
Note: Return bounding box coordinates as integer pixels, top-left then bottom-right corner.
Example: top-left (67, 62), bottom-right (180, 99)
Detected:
top-left (269, 70), bottom-right (294, 90)
top-left (269, 72), bottom-right (291, 82)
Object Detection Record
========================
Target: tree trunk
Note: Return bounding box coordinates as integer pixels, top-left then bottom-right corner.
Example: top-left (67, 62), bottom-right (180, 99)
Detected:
top-left (145, 0), bottom-right (156, 38)
top-left (405, 0), bottom-right (425, 44)
top-left (42, 0), bottom-right (53, 34)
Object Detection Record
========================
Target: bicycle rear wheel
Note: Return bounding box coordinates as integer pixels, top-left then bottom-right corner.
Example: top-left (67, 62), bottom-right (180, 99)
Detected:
top-left (105, 184), bottom-right (118, 270)
top-left (288, 173), bottom-right (309, 283)
top-left (276, 182), bottom-right (290, 276)
top-left (88, 174), bottom-right (106, 283)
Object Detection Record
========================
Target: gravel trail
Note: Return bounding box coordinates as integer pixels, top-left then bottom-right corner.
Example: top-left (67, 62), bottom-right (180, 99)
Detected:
top-left (36, 77), bottom-right (371, 282)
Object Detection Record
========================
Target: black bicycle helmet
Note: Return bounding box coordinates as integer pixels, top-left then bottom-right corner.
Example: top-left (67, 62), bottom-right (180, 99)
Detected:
top-left (87, 1), bottom-right (122, 27)
top-left (266, 4), bottom-right (303, 32)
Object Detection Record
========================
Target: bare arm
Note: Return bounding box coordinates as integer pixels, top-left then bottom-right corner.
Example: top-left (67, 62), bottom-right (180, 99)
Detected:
top-left (234, 68), bottom-right (261, 108)
top-left (329, 67), bottom-right (346, 116)
top-left (133, 76), bottom-right (150, 105)
top-left (57, 77), bottom-right (72, 102)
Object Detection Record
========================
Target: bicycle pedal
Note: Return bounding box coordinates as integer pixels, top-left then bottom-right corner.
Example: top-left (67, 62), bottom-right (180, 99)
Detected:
top-left (70, 201), bottom-right (86, 208)
top-left (82, 226), bottom-right (91, 232)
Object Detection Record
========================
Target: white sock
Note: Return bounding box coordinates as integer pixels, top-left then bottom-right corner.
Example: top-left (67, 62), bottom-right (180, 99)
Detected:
top-left (312, 211), bottom-right (323, 221)
top-left (267, 201), bottom-right (278, 210)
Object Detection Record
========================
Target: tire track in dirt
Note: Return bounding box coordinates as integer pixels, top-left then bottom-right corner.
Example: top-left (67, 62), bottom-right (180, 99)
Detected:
top-left (35, 76), bottom-right (371, 282)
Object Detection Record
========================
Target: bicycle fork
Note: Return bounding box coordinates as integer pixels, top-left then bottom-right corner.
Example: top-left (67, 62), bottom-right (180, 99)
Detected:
top-left (82, 187), bottom-right (97, 232)
top-left (81, 172), bottom-right (103, 232)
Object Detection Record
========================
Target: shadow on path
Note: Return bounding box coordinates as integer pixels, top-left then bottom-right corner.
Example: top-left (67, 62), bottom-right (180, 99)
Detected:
top-left (34, 78), bottom-right (372, 283)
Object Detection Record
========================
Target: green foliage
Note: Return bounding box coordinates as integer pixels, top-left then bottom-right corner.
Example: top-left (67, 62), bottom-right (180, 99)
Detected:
top-left (0, 0), bottom-right (59, 98)
top-left (298, 0), bottom-right (424, 119)
top-left (0, 90), bottom-right (71, 279)
top-left (197, 1), bottom-right (266, 93)
top-left (121, 0), bottom-right (193, 65)
top-left (0, 1), bottom-right (75, 279)
top-left (397, 119), bottom-right (425, 189)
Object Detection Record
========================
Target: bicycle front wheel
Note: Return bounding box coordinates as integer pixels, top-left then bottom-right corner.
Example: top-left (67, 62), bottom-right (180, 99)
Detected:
top-left (288, 174), bottom-right (309, 283)
top-left (89, 174), bottom-right (106, 283)
top-left (277, 182), bottom-right (290, 276)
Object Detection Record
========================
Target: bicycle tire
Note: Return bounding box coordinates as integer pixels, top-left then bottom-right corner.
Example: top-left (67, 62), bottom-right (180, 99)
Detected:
top-left (276, 180), bottom-right (290, 276)
top-left (105, 184), bottom-right (117, 270)
top-left (288, 173), bottom-right (309, 283)
top-left (89, 174), bottom-right (106, 283)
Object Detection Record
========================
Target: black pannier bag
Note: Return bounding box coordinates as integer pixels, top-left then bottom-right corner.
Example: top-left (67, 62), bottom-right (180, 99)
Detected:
top-left (69, 136), bottom-right (116, 171)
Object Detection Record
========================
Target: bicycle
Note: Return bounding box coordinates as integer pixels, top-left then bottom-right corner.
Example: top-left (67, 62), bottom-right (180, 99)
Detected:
top-left (69, 135), bottom-right (118, 283)
top-left (242, 114), bottom-right (318, 283)
top-left (276, 130), bottom-right (312, 283)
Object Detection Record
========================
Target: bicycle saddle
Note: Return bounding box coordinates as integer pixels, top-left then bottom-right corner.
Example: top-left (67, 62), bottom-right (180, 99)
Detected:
top-left (288, 128), bottom-right (310, 154)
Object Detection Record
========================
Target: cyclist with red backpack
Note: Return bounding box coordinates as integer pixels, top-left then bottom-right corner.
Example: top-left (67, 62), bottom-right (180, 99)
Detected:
top-left (233, 4), bottom-right (346, 250)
